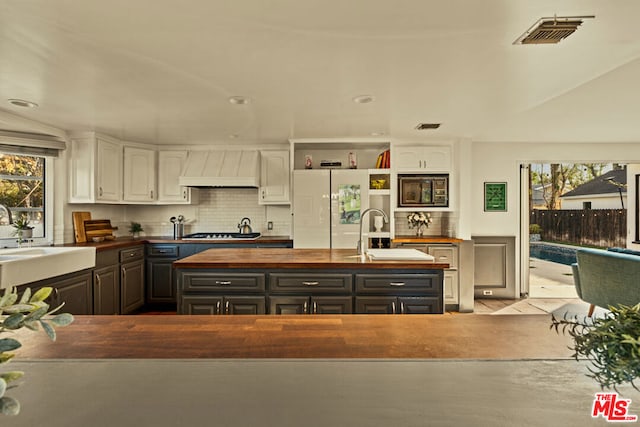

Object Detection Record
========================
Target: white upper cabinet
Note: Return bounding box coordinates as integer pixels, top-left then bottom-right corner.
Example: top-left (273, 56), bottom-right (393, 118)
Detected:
top-left (68, 132), bottom-right (122, 203)
top-left (157, 150), bottom-right (198, 204)
top-left (123, 146), bottom-right (156, 202)
top-left (259, 150), bottom-right (290, 205)
top-left (395, 145), bottom-right (451, 172)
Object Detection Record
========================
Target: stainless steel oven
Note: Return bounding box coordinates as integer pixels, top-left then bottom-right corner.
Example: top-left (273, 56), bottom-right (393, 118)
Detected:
top-left (398, 174), bottom-right (449, 207)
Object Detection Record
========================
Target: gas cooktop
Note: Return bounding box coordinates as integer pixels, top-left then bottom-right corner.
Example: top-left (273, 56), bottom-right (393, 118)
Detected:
top-left (182, 232), bottom-right (261, 240)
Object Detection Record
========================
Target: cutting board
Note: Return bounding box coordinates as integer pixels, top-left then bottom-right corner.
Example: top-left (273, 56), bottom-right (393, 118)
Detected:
top-left (72, 211), bottom-right (92, 243)
top-left (84, 219), bottom-right (118, 240)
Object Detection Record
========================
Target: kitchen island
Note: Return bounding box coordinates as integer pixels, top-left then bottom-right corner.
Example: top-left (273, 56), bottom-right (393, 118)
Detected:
top-left (174, 248), bottom-right (448, 315)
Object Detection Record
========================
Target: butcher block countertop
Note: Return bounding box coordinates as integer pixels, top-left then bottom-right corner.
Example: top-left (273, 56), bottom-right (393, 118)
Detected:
top-left (65, 235), bottom-right (293, 252)
top-left (173, 248), bottom-right (450, 270)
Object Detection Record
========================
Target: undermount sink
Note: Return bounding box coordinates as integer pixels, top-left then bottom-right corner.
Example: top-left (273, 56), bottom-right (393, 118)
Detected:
top-left (0, 246), bottom-right (96, 289)
top-left (366, 248), bottom-right (435, 261)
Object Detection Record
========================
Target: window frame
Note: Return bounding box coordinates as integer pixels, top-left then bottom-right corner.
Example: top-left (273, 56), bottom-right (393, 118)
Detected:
top-left (0, 154), bottom-right (54, 247)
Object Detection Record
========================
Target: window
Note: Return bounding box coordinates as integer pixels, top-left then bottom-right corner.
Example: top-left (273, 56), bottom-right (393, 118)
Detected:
top-left (583, 201), bottom-right (592, 210)
top-left (0, 153), bottom-right (45, 240)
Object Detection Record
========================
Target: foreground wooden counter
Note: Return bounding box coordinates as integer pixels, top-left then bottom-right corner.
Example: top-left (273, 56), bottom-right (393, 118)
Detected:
top-left (174, 248), bottom-right (448, 315)
top-left (15, 314), bottom-right (574, 359)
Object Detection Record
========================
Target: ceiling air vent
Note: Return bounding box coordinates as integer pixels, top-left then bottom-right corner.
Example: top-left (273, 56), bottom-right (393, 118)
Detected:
top-left (514, 15), bottom-right (595, 45)
top-left (415, 123), bottom-right (441, 130)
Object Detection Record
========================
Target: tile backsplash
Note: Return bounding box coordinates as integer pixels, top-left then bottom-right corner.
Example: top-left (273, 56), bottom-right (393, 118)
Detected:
top-left (393, 211), bottom-right (457, 237)
top-left (64, 188), bottom-right (292, 242)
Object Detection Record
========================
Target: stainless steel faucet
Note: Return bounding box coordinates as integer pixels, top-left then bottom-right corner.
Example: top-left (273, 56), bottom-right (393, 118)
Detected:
top-left (357, 208), bottom-right (389, 255)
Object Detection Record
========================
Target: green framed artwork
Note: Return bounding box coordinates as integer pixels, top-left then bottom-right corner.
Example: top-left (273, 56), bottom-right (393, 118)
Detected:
top-left (484, 182), bottom-right (507, 212)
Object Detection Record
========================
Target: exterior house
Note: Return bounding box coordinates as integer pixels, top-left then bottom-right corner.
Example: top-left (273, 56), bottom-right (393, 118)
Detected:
top-left (531, 183), bottom-right (553, 210)
top-left (560, 168), bottom-right (627, 210)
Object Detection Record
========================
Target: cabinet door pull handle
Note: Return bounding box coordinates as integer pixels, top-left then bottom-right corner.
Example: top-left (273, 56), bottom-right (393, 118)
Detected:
top-left (389, 282), bottom-right (406, 286)
top-left (96, 275), bottom-right (101, 286)
top-left (130, 253), bottom-right (136, 257)
top-left (400, 302), bottom-right (405, 314)
top-left (391, 301), bottom-right (396, 314)
top-left (262, 190), bottom-right (265, 199)
top-left (216, 280), bottom-right (232, 285)
top-left (183, 190), bottom-right (187, 199)
top-left (158, 250), bottom-right (167, 253)
top-left (302, 281), bottom-right (319, 286)
top-left (216, 300), bottom-right (221, 315)
top-left (225, 300), bottom-right (230, 314)
top-left (313, 301), bottom-right (317, 314)
top-left (150, 190), bottom-right (154, 199)
top-left (99, 187), bottom-right (103, 197)
top-left (303, 301), bottom-right (308, 314)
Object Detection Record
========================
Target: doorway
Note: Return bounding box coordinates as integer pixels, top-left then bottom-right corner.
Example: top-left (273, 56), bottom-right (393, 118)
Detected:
top-left (521, 162), bottom-right (627, 299)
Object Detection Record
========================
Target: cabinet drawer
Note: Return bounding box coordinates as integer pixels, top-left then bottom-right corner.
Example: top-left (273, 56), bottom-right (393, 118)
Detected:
top-left (146, 244), bottom-right (179, 257)
top-left (120, 246), bottom-right (144, 262)
top-left (355, 296), bottom-right (442, 314)
top-left (269, 273), bottom-right (352, 293)
top-left (427, 245), bottom-right (457, 269)
top-left (181, 272), bottom-right (266, 292)
top-left (269, 296), bottom-right (353, 314)
top-left (355, 273), bottom-right (441, 294)
top-left (181, 296), bottom-right (266, 315)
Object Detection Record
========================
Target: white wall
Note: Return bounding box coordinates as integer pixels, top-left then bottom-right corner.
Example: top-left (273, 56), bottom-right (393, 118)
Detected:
top-left (467, 141), bottom-right (640, 296)
top-left (468, 142), bottom-right (640, 235)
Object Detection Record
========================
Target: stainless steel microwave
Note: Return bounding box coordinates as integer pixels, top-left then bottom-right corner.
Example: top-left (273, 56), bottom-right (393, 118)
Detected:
top-left (398, 174), bottom-right (449, 207)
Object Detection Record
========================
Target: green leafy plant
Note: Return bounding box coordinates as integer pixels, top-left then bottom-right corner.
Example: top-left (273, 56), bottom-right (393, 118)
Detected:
top-left (551, 303), bottom-right (640, 391)
top-left (529, 223), bottom-right (542, 234)
top-left (129, 222), bottom-right (143, 234)
top-left (0, 287), bottom-right (74, 416)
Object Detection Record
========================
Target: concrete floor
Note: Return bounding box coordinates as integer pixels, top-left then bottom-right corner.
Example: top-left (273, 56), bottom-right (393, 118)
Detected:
top-left (529, 258), bottom-right (578, 299)
top-left (3, 359), bottom-right (637, 426)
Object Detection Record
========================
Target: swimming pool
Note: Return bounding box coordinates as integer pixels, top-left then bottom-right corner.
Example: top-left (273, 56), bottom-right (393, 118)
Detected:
top-left (529, 243), bottom-right (577, 266)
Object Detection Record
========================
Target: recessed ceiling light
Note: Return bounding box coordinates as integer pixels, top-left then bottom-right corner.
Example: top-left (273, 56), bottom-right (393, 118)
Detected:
top-left (229, 134), bottom-right (239, 139)
top-left (370, 132), bottom-right (385, 136)
top-left (228, 96), bottom-right (250, 105)
top-left (8, 98), bottom-right (38, 108)
top-left (353, 95), bottom-right (375, 104)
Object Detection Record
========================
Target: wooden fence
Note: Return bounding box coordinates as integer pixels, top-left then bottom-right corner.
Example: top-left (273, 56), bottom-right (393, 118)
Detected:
top-left (530, 209), bottom-right (627, 248)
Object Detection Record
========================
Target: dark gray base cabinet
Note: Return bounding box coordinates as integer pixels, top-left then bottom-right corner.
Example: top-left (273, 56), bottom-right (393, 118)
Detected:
top-left (145, 259), bottom-right (175, 303)
top-left (145, 244), bottom-right (179, 304)
top-left (120, 246), bottom-right (145, 314)
top-left (93, 264), bottom-right (120, 315)
top-left (176, 268), bottom-right (443, 315)
top-left (182, 295), bottom-right (266, 315)
top-left (356, 296), bottom-right (441, 314)
top-left (18, 269), bottom-right (93, 315)
top-left (269, 296), bottom-right (353, 314)
top-left (121, 260), bottom-right (144, 314)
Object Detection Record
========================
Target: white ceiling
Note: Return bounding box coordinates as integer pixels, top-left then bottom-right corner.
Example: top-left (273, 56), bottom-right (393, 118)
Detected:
top-left (1, 0), bottom-right (640, 145)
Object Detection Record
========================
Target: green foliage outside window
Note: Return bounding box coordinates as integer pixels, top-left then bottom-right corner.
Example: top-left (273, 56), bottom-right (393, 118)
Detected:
top-left (0, 154), bottom-right (44, 230)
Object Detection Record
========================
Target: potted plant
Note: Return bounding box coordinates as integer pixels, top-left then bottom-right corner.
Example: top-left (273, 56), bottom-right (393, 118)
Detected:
top-left (529, 223), bottom-right (542, 242)
top-left (129, 222), bottom-right (143, 239)
top-left (1, 286), bottom-right (74, 415)
top-left (551, 303), bottom-right (640, 390)
top-left (11, 215), bottom-right (34, 240)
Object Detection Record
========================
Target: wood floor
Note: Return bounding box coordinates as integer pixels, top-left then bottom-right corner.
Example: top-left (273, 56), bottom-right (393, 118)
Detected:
top-left (15, 312), bottom-right (576, 360)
